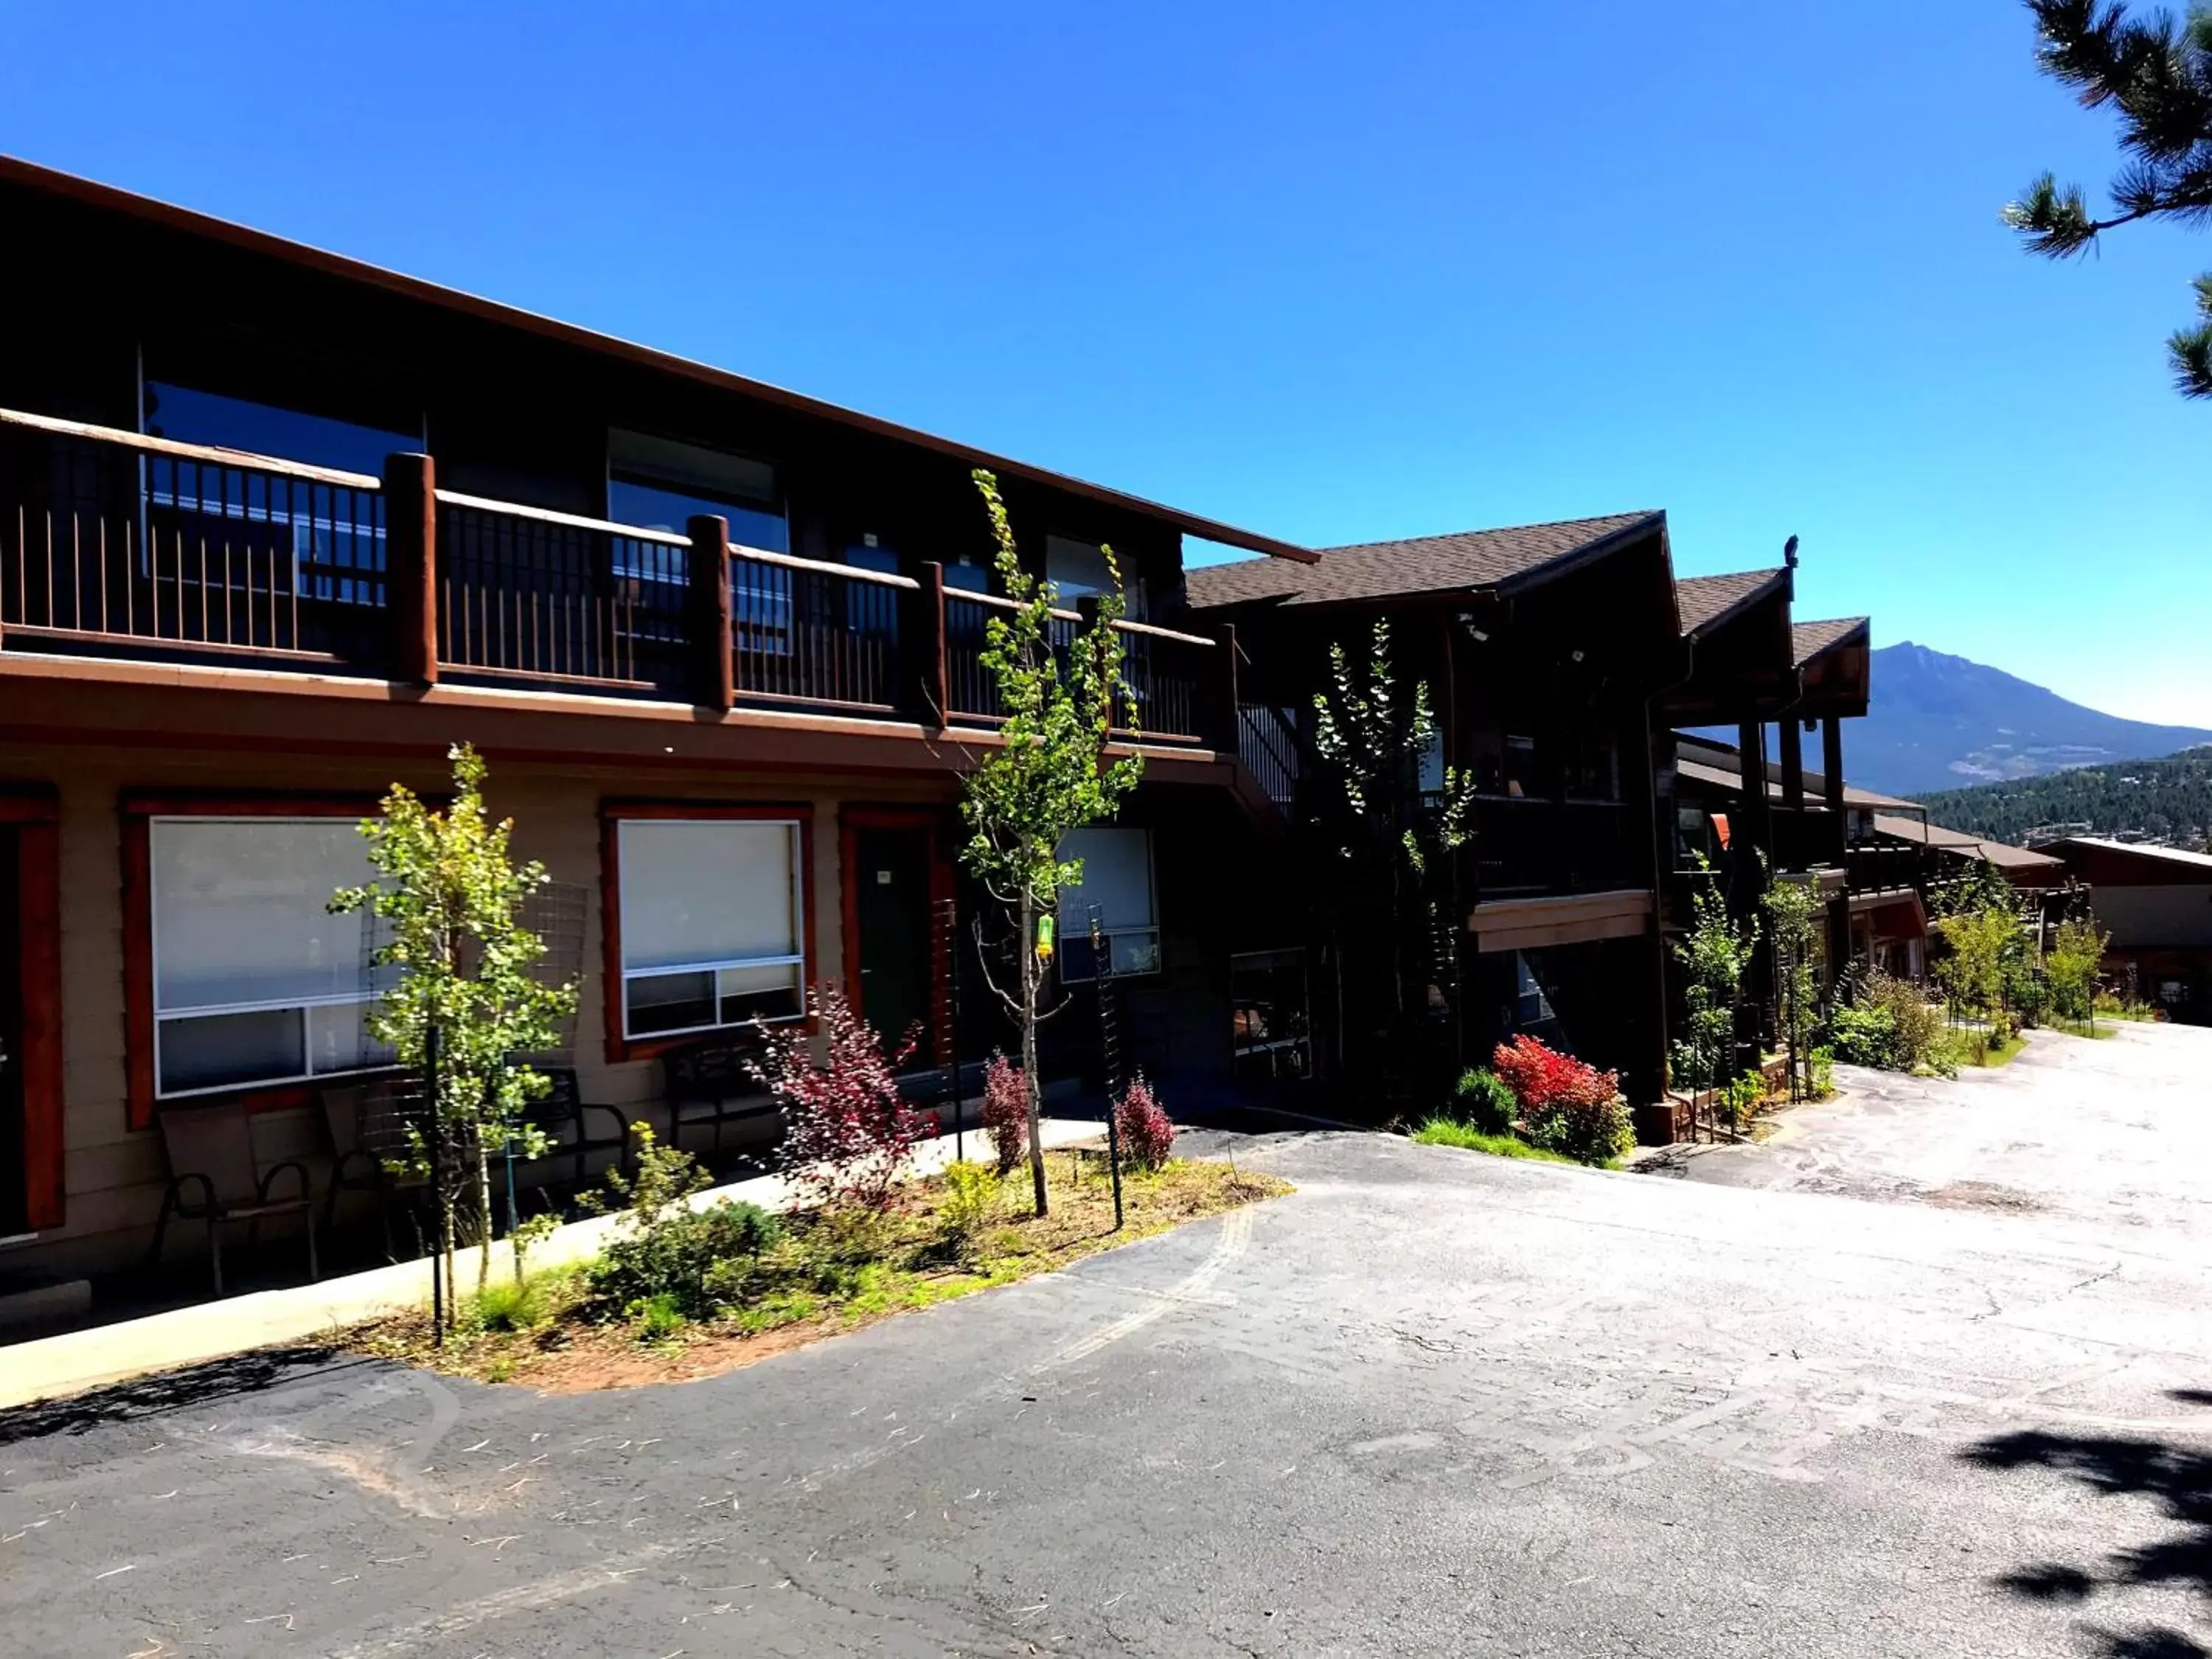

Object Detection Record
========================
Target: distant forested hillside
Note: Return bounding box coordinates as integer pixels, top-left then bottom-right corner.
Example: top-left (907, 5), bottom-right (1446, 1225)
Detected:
top-left (1915, 751), bottom-right (2212, 849)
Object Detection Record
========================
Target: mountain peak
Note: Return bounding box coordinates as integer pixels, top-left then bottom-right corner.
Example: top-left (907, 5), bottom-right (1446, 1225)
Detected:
top-left (1851, 644), bottom-right (2212, 796)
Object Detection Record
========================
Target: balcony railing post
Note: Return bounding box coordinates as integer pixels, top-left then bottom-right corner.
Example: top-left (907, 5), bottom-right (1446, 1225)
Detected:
top-left (686, 514), bottom-right (734, 712)
top-left (383, 451), bottom-right (438, 686)
top-left (909, 560), bottom-right (949, 726)
top-left (1210, 622), bottom-right (1240, 754)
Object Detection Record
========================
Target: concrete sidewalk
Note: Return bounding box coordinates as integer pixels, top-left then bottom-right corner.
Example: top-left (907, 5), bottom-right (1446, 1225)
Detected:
top-left (0, 1116), bottom-right (1103, 1411)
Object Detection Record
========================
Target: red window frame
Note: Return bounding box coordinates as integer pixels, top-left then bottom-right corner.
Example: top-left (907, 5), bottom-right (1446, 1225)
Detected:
top-left (598, 800), bottom-right (817, 1065)
top-left (120, 790), bottom-right (389, 1130)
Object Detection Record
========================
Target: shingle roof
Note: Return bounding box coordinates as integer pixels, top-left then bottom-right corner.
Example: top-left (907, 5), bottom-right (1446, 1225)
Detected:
top-left (1675, 569), bottom-right (1784, 636)
top-left (1183, 511), bottom-right (1661, 611)
top-left (1792, 616), bottom-right (1868, 667)
top-left (1871, 814), bottom-right (2065, 869)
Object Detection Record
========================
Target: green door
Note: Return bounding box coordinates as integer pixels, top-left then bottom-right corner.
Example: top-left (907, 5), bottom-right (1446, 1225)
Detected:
top-left (854, 827), bottom-right (933, 1062)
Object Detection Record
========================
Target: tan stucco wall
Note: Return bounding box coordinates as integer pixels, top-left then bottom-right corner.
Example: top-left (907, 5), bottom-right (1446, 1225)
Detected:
top-left (0, 738), bottom-right (957, 1278)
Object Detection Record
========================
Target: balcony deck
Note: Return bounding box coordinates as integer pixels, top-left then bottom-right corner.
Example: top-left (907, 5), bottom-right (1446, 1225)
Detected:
top-left (0, 408), bottom-right (1228, 752)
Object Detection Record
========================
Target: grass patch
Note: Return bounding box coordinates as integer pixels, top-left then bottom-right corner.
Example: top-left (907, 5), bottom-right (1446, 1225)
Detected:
top-left (1962, 1032), bottom-right (2028, 1068)
top-left (345, 1152), bottom-right (1288, 1392)
top-left (1409, 1119), bottom-right (1592, 1166)
top-left (2051, 1018), bottom-right (2120, 1040)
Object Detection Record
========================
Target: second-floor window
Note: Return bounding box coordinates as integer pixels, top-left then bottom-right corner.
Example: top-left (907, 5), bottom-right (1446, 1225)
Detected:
top-left (606, 431), bottom-right (785, 552)
top-left (608, 431), bottom-right (788, 655)
top-left (1046, 535), bottom-right (1147, 620)
top-left (1468, 731), bottom-right (1541, 799)
top-left (142, 382), bottom-right (417, 610)
top-left (1568, 731), bottom-right (1621, 801)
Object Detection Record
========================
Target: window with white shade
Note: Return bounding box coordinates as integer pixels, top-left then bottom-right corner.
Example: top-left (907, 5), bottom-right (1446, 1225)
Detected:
top-left (616, 818), bottom-right (805, 1037)
top-left (150, 817), bottom-right (393, 1098)
top-left (1056, 827), bottom-right (1159, 981)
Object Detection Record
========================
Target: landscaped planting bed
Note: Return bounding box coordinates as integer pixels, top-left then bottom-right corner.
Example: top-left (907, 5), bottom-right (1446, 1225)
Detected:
top-left (344, 1149), bottom-right (1287, 1394)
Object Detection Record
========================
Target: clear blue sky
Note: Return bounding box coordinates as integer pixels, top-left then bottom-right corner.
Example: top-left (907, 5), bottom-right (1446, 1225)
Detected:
top-left (4, 1), bottom-right (2206, 723)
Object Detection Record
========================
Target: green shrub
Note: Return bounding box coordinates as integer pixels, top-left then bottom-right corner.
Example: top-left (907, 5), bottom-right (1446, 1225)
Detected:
top-left (1450, 1068), bottom-right (1517, 1135)
top-left (788, 1206), bottom-right (897, 1296)
top-left (583, 1130), bottom-right (784, 1321)
top-left (466, 1270), bottom-right (560, 1334)
top-left (1927, 1026), bottom-right (1972, 1077)
top-left (1809, 1046), bottom-right (1835, 1099)
top-left (1716, 1071), bottom-right (1765, 1130)
top-left (1520, 1092), bottom-right (1635, 1166)
top-left (589, 1197), bottom-right (783, 1320)
top-left (1834, 970), bottom-right (1950, 1075)
top-left (628, 1291), bottom-right (688, 1343)
top-left (2008, 969), bottom-right (2052, 1029)
top-left (1827, 1001), bottom-right (1897, 1068)
top-left (938, 1161), bottom-right (1004, 1261)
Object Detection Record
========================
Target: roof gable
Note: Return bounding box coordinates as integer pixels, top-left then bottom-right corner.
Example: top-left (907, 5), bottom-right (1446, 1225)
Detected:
top-left (1675, 568), bottom-right (1785, 637)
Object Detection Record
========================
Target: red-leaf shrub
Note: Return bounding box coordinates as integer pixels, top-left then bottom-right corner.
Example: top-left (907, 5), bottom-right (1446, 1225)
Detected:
top-left (1489, 1034), bottom-right (1632, 1165)
top-left (1113, 1074), bottom-right (1175, 1170)
top-left (1491, 1034), bottom-right (1618, 1112)
top-left (749, 985), bottom-right (932, 1211)
top-left (980, 1052), bottom-right (1029, 1177)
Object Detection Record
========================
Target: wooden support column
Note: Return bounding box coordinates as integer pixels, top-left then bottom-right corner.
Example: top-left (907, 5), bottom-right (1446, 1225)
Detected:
top-left (1822, 714), bottom-right (1848, 863)
top-left (1779, 717), bottom-right (1805, 814)
top-left (686, 514), bottom-right (734, 713)
top-left (1736, 719), bottom-right (1770, 868)
top-left (909, 561), bottom-right (949, 727)
top-left (1736, 717), bottom-right (1773, 1049)
top-left (382, 451), bottom-right (439, 686)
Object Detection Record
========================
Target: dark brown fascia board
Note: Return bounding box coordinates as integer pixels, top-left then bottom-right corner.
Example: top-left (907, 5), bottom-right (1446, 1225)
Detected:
top-left (1680, 567), bottom-right (1791, 641)
top-left (1490, 511), bottom-right (1672, 608)
top-left (1, 153), bottom-right (1315, 566)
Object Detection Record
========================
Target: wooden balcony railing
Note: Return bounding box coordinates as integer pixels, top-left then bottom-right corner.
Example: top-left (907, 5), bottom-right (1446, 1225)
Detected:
top-left (1471, 798), bottom-right (1643, 897)
top-left (0, 407), bottom-right (389, 670)
top-left (941, 588), bottom-right (1217, 742)
top-left (436, 491), bottom-right (689, 694)
top-left (0, 410), bottom-right (1236, 754)
top-left (728, 542), bottom-right (911, 713)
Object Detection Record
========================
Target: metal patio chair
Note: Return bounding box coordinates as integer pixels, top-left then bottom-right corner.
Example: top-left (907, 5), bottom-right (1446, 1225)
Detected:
top-left (148, 1102), bottom-right (318, 1297)
top-left (663, 1042), bottom-right (779, 1164)
top-left (518, 1066), bottom-right (634, 1192)
top-left (320, 1079), bottom-right (431, 1258)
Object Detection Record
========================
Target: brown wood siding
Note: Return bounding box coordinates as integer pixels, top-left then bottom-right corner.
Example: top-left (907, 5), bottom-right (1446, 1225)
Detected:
top-left (0, 737), bottom-right (961, 1276)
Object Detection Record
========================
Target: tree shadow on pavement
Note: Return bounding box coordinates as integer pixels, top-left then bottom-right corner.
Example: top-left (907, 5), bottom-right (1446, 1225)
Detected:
top-left (0, 1346), bottom-right (363, 1445)
top-left (1963, 1401), bottom-right (2212, 1658)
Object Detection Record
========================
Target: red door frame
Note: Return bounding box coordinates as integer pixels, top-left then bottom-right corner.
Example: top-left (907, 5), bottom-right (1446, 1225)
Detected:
top-left (1, 788), bottom-right (63, 1230)
top-left (838, 806), bottom-right (956, 1067)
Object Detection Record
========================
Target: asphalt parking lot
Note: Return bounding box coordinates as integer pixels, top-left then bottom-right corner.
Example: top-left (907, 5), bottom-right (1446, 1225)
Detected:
top-left (7, 1025), bottom-right (2212, 1656)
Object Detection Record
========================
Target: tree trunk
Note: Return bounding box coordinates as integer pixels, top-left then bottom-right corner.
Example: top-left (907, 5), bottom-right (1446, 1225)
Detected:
top-left (475, 1142), bottom-right (494, 1295)
top-left (1020, 889), bottom-right (1048, 1217)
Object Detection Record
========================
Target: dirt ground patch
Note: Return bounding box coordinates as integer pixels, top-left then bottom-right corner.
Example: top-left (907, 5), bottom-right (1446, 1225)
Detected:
top-left (1920, 1180), bottom-right (2045, 1213)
